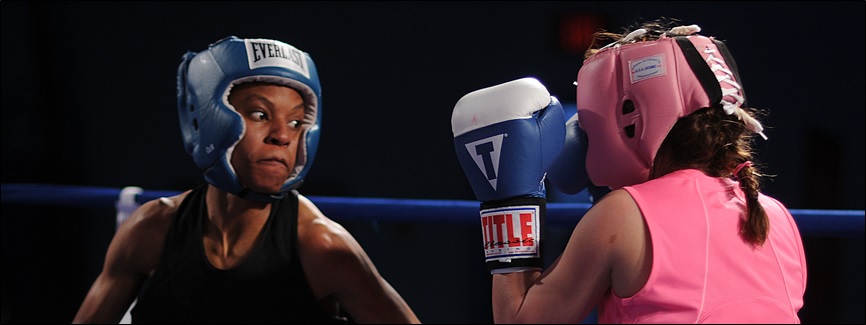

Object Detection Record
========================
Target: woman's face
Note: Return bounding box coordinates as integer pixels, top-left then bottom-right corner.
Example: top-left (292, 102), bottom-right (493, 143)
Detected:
top-left (228, 83), bottom-right (306, 194)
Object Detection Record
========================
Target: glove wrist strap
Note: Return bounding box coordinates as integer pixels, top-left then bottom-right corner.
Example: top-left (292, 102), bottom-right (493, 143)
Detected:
top-left (480, 196), bottom-right (545, 274)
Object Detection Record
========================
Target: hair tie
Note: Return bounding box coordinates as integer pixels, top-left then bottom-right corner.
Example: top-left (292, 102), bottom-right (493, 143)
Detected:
top-left (732, 161), bottom-right (752, 180)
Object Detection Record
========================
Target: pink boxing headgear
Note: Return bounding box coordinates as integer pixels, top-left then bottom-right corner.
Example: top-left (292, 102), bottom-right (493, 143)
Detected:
top-left (576, 25), bottom-right (765, 189)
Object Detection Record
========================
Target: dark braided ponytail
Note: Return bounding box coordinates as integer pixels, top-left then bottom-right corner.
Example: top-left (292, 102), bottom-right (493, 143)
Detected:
top-left (652, 106), bottom-right (769, 246)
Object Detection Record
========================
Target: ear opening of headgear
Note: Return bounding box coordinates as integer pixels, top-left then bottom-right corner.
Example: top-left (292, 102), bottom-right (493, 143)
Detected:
top-left (576, 24), bottom-right (765, 189)
top-left (177, 36), bottom-right (322, 202)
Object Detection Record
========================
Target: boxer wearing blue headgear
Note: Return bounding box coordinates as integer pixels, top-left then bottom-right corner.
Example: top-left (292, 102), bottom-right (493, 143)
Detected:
top-left (73, 36), bottom-right (420, 324)
top-left (177, 36), bottom-right (321, 202)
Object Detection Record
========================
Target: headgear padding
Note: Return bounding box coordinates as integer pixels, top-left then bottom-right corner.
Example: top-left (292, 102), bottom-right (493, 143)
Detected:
top-left (577, 27), bottom-right (758, 189)
top-left (177, 36), bottom-right (321, 201)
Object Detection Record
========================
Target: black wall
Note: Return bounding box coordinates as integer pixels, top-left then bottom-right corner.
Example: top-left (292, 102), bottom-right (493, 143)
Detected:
top-left (2, 1), bottom-right (863, 323)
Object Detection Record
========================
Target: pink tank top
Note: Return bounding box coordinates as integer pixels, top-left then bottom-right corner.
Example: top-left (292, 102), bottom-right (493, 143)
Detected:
top-left (600, 169), bottom-right (807, 323)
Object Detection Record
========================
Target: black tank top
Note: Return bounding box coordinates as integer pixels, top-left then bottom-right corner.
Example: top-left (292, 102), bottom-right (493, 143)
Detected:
top-left (131, 185), bottom-right (350, 323)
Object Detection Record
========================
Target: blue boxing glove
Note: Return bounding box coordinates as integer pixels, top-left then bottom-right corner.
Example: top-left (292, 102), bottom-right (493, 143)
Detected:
top-left (451, 78), bottom-right (565, 274)
top-left (547, 114), bottom-right (612, 203)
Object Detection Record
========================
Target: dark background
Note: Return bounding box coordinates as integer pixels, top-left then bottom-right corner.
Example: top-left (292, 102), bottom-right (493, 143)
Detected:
top-left (2, 1), bottom-right (863, 323)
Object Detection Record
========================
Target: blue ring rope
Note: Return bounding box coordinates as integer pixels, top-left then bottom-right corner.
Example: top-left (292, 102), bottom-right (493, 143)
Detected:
top-left (2, 183), bottom-right (862, 237)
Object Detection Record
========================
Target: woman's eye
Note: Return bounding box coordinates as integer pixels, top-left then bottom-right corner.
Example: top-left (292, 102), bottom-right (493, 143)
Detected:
top-left (288, 120), bottom-right (303, 130)
top-left (251, 111), bottom-right (267, 121)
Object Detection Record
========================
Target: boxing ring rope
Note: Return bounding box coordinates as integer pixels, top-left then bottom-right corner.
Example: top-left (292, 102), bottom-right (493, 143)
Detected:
top-left (2, 183), bottom-right (863, 237)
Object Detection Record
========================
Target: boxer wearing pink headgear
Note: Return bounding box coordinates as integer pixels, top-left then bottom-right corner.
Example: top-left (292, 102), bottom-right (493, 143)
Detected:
top-left (485, 19), bottom-right (805, 324)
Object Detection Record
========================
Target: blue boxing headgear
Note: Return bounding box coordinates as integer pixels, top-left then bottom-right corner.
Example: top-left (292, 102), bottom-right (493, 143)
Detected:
top-left (177, 36), bottom-right (321, 202)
